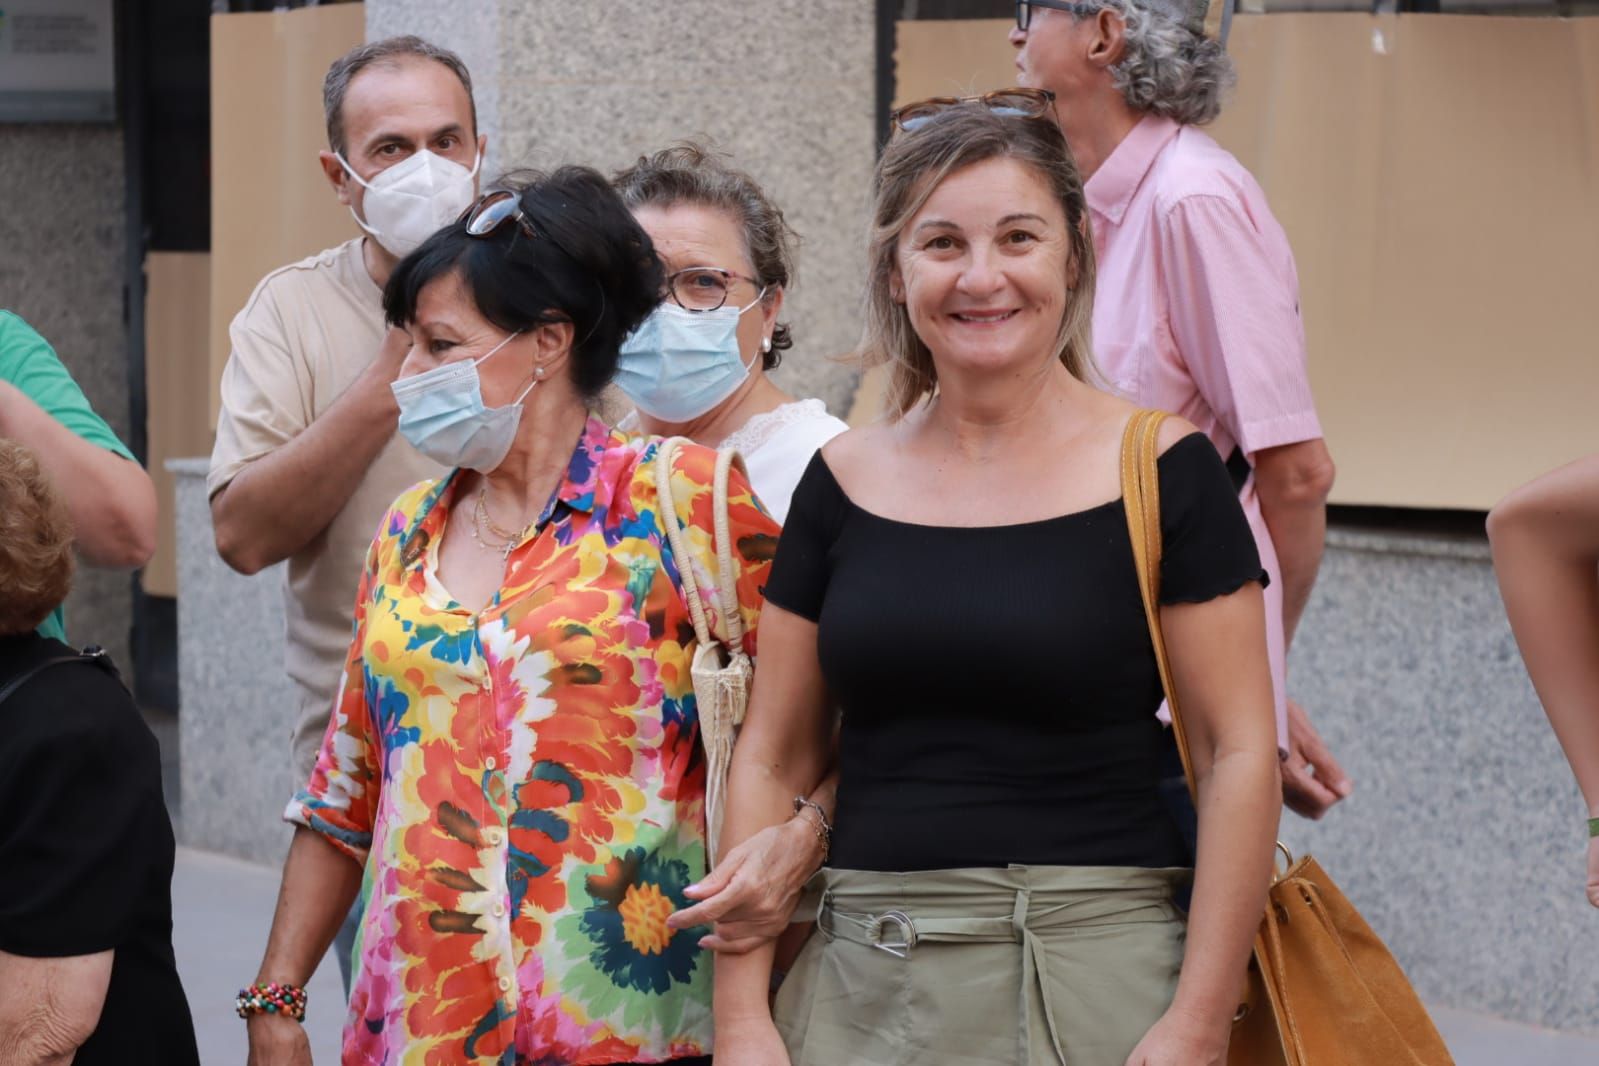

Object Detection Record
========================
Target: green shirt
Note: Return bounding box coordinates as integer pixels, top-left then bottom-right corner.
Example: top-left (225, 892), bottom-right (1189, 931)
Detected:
top-left (0, 311), bottom-right (136, 641)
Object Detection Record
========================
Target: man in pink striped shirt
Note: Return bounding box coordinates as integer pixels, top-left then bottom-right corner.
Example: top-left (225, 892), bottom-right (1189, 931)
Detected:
top-left (1012, 0), bottom-right (1350, 818)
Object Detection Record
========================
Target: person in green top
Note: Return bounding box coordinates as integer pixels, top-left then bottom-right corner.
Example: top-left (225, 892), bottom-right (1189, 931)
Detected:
top-left (0, 311), bottom-right (157, 639)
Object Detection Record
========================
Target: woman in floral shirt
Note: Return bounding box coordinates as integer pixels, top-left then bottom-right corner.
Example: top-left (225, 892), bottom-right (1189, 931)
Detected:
top-left (246, 168), bottom-right (778, 1066)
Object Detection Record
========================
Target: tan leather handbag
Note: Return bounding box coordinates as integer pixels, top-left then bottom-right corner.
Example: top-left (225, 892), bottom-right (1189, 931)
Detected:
top-left (655, 438), bottom-right (753, 866)
top-left (1120, 409), bottom-right (1455, 1066)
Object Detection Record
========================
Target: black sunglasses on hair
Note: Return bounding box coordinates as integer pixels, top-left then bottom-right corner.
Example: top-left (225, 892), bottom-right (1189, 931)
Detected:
top-left (1015, 0), bottom-right (1102, 31)
top-left (890, 88), bottom-right (1057, 136)
top-left (458, 189), bottom-right (537, 240)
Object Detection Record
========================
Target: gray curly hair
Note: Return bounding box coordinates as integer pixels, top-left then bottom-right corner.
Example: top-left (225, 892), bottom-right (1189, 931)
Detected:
top-left (1089, 0), bottom-right (1236, 126)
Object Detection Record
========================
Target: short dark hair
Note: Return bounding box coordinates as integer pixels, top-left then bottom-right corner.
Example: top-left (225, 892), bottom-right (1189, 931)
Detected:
top-left (612, 142), bottom-right (798, 371)
top-left (323, 36), bottom-right (476, 157)
top-left (383, 167), bottom-right (664, 400)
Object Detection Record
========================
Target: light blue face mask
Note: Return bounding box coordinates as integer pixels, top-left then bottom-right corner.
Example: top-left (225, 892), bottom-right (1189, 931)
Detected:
top-left (390, 331), bottom-right (530, 472)
top-left (614, 300), bottom-right (762, 423)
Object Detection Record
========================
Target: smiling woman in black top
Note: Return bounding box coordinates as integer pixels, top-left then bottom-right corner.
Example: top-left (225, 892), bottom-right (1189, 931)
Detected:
top-left (709, 97), bottom-right (1281, 1066)
top-left (0, 440), bottom-right (199, 1065)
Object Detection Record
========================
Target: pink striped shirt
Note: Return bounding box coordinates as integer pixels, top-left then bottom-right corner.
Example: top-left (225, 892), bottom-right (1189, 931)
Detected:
top-left (1087, 115), bottom-right (1324, 749)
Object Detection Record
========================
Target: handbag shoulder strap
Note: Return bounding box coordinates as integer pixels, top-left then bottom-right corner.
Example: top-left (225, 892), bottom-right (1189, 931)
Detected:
top-left (653, 437), bottom-right (743, 651)
top-left (1120, 410), bottom-right (1199, 803)
top-left (0, 645), bottom-right (120, 708)
top-left (709, 447), bottom-right (747, 648)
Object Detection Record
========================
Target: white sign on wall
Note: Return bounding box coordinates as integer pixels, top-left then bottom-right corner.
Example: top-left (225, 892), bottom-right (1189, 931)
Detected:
top-left (0, 0), bottom-right (116, 122)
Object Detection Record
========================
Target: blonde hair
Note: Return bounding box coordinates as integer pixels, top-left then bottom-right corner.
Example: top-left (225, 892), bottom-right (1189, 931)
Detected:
top-left (861, 106), bottom-right (1099, 418)
top-left (0, 441), bottom-right (74, 635)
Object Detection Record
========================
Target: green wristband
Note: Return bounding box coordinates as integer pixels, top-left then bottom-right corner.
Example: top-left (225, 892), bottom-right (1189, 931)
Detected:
top-left (1590, 817), bottom-right (1599, 839)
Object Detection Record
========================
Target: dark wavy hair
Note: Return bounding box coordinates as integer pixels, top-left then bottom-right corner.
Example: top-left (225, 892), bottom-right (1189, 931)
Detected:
top-left (612, 142), bottom-right (798, 370)
top-left (383, 166), bottom-right (665, 399)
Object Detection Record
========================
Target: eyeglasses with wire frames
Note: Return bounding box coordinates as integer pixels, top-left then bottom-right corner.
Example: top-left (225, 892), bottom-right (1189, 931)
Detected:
top-left (1015, 0), bottom-right (1102, 32)
top-left (458, 189), bottom-right (537, 239)
top-left (890, 87), bottom-right (1058, 136)
top-left (664, 266), bottom-right (767, 313)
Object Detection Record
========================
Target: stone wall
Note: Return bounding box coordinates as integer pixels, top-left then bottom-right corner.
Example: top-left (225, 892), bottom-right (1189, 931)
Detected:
top-left (0, 124), bottom-right (133, 673)
top-left (367, 0), bottom-right (877, 414)
top-left (1284, 528), bottom-right (1596, 1035)
top-left (173, 460), bottom-right (298, 864)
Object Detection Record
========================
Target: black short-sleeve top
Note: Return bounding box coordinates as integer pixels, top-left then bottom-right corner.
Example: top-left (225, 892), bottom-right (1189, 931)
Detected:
top-left (0, 634), bottom-right (199, 1065)
top-left (763, 432), bottom-right (1267, 871)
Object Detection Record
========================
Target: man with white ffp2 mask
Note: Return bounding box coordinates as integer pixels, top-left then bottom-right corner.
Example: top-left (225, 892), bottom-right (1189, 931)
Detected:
top-left (206, 35), bottom-right (483, 995)
top-left (335, 143), bottom-right (481, 258)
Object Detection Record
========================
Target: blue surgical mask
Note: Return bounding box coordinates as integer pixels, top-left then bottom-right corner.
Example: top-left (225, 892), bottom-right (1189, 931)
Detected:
top-left (614, 300), bottom-right (762, 423)
top-left (391, 331), bottom-right (530, 472)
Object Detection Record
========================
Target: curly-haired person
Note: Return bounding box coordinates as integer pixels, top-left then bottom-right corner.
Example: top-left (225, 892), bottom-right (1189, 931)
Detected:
top-left (1011, 0), bottom-right (1345, 823)
top-left (0, 440), bottom-right (198, 1065)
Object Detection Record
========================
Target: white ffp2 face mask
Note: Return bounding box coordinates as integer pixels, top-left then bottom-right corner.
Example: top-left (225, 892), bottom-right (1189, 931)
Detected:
top-left (338, 148), bottom-right (481, 257)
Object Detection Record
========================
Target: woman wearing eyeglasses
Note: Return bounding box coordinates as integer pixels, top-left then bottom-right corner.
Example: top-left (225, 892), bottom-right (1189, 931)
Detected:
top-left (711, 95), bottom-right (1280, 1066)
top-left (244, 167), bottom-right (779, 1066)
top-left (611, 143), bottom-right (848, 525)
top-left (602, 143), bottom-right (848, 970)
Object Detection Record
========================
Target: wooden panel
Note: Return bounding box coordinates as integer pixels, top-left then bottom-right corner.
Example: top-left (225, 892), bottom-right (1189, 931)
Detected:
top-left (144, 252), bottom-right (213, 597)
top-left (209, 4), bottom-right (366, 428)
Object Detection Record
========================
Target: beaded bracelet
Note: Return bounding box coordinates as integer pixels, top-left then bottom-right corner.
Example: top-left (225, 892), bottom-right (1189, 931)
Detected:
top-left (792, 795), bottom-right (833, 861)
top-left (236, 980), bottom-right (307, 1022)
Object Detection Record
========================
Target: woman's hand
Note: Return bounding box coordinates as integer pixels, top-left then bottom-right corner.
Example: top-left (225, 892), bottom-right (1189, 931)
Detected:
top-left (246, 1015), bottom-right (313, 1066)
top-left (670, 816), bottom-right (821, 953)
top-left (712, 1014), bottom-right (792, 1066)
top-left (245, 829), bottom-right (361, 1066)
top-left (1124, 1004), bottom-right (1230, 1066)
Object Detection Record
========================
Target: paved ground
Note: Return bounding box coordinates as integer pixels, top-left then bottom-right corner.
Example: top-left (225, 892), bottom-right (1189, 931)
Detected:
top-left (172, 847), bottom-right (1598, 1065)
top-left (1427, 1006), bottom-right (1599, 1065)
top-left (173, 848), bottom-right (344, 1062)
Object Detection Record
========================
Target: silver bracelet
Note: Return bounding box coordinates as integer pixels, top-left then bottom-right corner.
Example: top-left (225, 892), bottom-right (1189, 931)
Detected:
top-left (792, 795), bottom-right (832, 861)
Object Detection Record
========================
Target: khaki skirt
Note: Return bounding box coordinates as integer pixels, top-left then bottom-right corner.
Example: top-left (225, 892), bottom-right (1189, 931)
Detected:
top-left (772, 864), bottom-right (1189, 1066)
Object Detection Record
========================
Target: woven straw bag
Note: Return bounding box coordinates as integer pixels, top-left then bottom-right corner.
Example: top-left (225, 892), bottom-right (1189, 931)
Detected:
top-left (654, 437), bottom-right (753, 866)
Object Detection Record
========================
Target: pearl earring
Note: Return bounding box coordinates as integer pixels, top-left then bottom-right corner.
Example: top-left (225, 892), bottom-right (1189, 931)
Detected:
top-left (761, 337), bottom-right (772, 354)
top-left (534, 364), bottom-right (545, 379)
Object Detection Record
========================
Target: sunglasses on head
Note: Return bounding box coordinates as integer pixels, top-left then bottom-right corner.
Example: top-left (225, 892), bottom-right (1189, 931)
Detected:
top-left (890, 87), bottom-right (1058, 136)
top-left (458, 189), bottom-right (537, 240)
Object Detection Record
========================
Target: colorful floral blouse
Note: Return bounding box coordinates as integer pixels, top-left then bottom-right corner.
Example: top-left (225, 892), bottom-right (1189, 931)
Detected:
top-left (287, 416), bottom-right (777, 1065)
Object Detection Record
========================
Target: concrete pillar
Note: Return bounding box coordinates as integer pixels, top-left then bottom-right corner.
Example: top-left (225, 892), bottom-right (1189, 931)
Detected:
top-left (0, 125), bottom-right (133, 672)
top-left (1286, 528), bottom-right (1597, 1036)
top-left (173, 460), bottom-right (298, 864)
top-left (366, 0), bottom-right (878, 414)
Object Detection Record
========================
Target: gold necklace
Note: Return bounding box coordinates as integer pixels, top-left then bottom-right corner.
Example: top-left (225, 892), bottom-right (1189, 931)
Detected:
top-left (472, 489), bottom-right (531, 560)
top-left (476, 488), bottom-right (528, 540)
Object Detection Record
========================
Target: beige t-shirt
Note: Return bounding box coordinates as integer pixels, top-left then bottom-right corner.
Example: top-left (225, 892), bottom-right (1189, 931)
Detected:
top-left (208, 237), bottom-right (441, 779)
